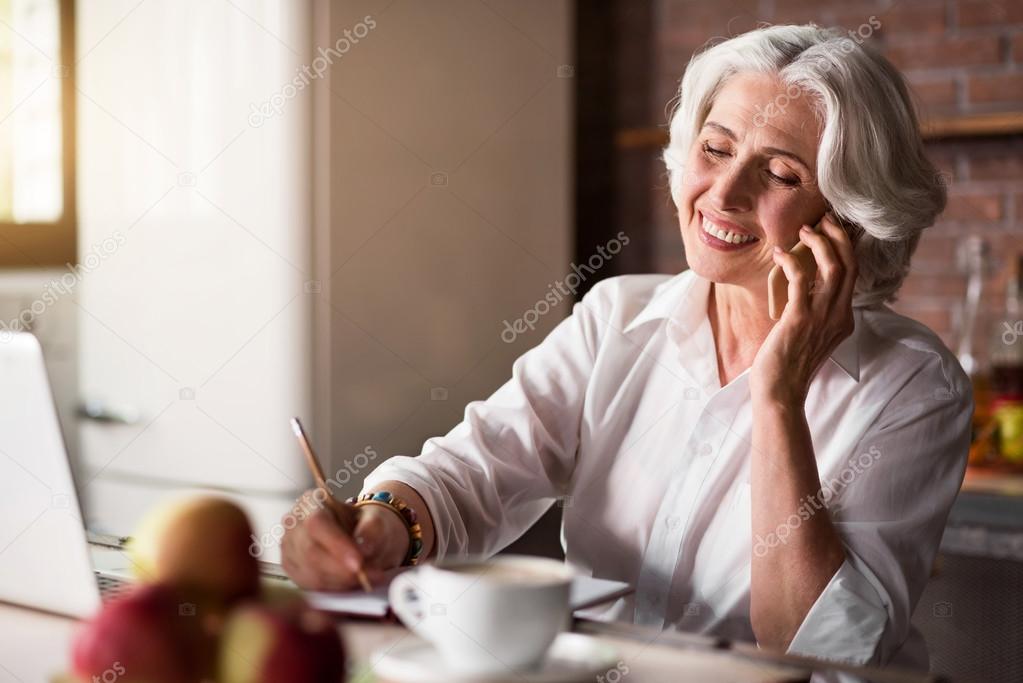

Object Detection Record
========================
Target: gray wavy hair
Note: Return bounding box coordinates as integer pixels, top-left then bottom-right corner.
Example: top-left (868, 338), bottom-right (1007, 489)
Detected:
top-left (663, 23), bottom-right (946, 306)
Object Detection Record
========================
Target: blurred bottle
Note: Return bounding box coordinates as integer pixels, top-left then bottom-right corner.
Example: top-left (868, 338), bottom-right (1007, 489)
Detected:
top-left (955, 237), bottom-right (994, 466)
top-left (989, 252), bottom-right (1023, 465)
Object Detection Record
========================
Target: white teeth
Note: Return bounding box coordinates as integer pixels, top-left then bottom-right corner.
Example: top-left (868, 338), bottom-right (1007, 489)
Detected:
top-left (701, 216), bottom-right (756, 244)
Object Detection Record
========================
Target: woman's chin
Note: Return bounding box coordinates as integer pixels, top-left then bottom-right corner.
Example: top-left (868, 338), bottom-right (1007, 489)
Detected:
top-left (688, 260), bottom-right (735, 285)
top-left (685, 252), bottom-right (765, 289)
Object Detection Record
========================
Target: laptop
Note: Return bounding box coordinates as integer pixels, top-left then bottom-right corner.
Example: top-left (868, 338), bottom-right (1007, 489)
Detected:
top-left (0, 332), bottom-right (134, 617)
top-left (0, 332), bottom-right (632, 620)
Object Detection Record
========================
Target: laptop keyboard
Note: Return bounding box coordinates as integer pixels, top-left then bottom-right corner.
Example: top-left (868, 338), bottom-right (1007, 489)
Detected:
top-left (95, 573), bottom-right (131, 600)
top-left (94, 566), bottom-right (293, 601)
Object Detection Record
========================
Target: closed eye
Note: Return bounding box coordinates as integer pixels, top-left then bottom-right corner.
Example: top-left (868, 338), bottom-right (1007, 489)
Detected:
top-left (702, 142), bottom-right (728, 158)
top-left (767, 171), bottom-right (800, 186)
top-left (704, 142), bottom-right (801, 187)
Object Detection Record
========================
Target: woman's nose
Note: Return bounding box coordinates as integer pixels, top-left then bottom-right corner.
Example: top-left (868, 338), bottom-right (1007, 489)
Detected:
top-left (708, 164), bottom-right (754, 213)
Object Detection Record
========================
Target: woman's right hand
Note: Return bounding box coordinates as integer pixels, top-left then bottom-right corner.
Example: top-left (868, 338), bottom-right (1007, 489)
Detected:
top-left (280, 489), bottom-right (410, 591)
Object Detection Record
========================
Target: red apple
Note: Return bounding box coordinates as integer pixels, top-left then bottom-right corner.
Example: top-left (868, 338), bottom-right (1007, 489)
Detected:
top-left (71, 583), bottom-right (212, 683)
top-left (218, 601), bottom-right (346, 683)
top-left (128, 496), bottom-right (260, 609)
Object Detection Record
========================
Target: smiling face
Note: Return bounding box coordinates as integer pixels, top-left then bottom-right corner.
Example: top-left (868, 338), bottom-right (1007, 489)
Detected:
top-left (675, 72), bottom-right (828, 294)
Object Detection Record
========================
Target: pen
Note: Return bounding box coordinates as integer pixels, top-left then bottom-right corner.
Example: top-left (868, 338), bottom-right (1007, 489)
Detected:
top-left (290, 417), bottom-right (373, 593)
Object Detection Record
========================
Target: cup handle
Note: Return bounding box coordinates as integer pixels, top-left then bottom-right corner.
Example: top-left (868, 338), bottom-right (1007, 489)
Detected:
top-left (388, 570), bottom-right (429, 637)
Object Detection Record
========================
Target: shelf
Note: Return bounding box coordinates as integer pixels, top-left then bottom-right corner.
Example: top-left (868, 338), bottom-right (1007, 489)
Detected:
top-left (922, 111), bottom-right (1023, 139)
top-left (962, 467), bottom-right (1023, 498)
top-left (615, 111), bottom-right (1023, 150)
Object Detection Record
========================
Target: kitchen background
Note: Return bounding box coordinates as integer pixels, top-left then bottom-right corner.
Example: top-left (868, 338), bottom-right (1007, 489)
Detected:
top-left (0, 1), bottom-right (1019, 681)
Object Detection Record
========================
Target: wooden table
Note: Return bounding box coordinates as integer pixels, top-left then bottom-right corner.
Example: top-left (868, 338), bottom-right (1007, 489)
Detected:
top-left (0, 601), bottom-right (945, 683)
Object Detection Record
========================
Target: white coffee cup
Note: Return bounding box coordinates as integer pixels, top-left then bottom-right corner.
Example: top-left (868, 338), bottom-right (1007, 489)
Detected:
top-left (388, 554), bottom-right (576, 675)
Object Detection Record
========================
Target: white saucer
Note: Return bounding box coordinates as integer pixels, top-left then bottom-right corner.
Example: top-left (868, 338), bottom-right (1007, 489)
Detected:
top-left (370, 632), bottom-right (622, 683)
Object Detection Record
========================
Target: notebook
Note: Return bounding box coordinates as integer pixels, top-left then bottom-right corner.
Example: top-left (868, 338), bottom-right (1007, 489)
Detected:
top-left (306, 569), bottom-right (633, 618)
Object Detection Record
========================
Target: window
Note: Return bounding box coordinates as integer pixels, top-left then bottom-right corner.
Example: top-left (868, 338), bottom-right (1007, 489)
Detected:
top-left (0, 0), bottom-right (74, 266)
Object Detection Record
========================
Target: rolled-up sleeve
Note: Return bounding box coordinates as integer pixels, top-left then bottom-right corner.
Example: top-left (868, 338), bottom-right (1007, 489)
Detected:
top-left (786, 355), bottom-right (973, 666)
top-left (361, 285), bottom-right (608, 560)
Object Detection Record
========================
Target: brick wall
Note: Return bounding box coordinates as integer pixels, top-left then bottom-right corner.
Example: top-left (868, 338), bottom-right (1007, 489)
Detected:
top-left (642, 0), bottom-right (1023, 351)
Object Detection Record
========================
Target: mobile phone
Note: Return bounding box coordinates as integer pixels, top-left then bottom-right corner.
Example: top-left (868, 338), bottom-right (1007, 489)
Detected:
top-left (767, 216), bottom-right (823, 320)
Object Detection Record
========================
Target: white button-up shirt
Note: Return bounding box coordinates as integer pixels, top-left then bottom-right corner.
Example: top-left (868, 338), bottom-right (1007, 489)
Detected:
top-left (362, 269), bottom-right (972, 668)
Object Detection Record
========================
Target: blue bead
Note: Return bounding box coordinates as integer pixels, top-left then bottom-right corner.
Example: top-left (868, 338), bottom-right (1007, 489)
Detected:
top-left (373, 491), bottom-right (392, 503)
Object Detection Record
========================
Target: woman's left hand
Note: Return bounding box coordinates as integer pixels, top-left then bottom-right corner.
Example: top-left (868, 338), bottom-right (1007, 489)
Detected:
top-left (750, 212), bottom-right (858, 405)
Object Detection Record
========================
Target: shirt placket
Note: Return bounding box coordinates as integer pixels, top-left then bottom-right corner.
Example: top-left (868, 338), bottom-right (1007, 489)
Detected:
top-left (633, 317), bottom-right (744, 627)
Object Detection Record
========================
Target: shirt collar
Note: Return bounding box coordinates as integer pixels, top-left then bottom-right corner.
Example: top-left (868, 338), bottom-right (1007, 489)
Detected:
top-left (623, 270), bottom-right (861, 382)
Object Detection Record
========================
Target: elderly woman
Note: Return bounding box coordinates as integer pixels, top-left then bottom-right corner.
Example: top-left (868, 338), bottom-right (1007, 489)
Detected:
top-left (282, 24), bottom-right (971, 669)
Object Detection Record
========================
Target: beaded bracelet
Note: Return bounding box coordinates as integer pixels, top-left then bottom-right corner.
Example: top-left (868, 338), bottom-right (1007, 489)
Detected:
top-left (345, 491), bottom-right (424, 566)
